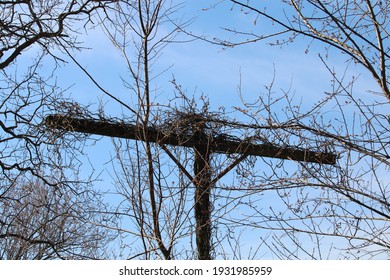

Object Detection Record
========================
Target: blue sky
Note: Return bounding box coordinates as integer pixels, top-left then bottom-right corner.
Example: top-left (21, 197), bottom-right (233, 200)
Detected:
top-left (53, 1), bottom-right (328, 180)
top-left (62, 1), bottom-right (339, 107)
top-left (36, 1), bottom-right (389, 259)
top-left (58, 0), bottom-right (377, 166)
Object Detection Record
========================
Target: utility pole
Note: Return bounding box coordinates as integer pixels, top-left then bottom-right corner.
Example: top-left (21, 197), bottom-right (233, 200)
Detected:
top-left (45, 114), bottom-right (336, 259)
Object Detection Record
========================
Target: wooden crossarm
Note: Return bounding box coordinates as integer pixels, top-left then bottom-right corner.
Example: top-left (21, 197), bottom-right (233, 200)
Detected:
top-left (45, 114), bottom-right (337, 165)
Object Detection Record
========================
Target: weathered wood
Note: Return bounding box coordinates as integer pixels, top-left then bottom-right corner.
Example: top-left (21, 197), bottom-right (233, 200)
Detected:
top-left (45, 114), bottom-right (337, 164)
top-left (194, 140), bottom-right (212, 260)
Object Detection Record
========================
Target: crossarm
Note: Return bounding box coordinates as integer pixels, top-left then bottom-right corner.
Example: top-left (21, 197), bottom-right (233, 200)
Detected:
top-left (45, 114), bottom-right (337, 165)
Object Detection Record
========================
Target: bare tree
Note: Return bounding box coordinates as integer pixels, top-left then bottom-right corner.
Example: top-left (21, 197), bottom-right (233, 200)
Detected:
top-left (36, 0), bottom-right (389, 259)
top-left (0, 0), bottom-right (118, 259)
top-left (95, 0), bottom-right (189, 259)
top-left (0, 0), bottom-right (114, 70)
top-left (44, 0), bottom-right (341, 260)
top-left (194, 0), bottom-right (390, 259)
top-left (0, 175), bottom-right (113, 259)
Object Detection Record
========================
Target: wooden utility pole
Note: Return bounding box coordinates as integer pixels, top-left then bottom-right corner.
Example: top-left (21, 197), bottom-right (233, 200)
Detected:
top-left (45, 114), bottom-right (336, 260)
